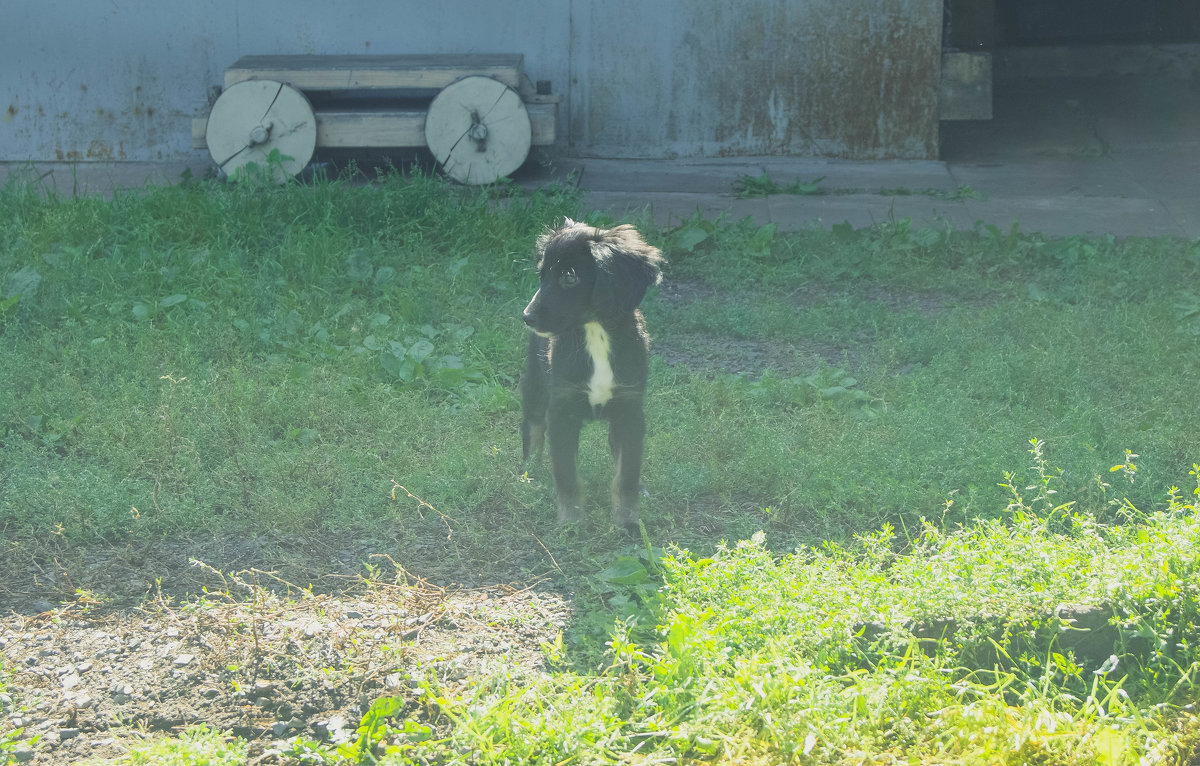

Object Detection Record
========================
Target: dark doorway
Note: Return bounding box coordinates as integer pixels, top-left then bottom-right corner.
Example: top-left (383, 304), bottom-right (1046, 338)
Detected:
top-left (939, 0), bottom-right (1200, 163)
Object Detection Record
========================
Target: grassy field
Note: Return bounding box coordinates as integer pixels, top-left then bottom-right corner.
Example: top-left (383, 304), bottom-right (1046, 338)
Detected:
top-left (2, 167), bottom-right (1200, 763)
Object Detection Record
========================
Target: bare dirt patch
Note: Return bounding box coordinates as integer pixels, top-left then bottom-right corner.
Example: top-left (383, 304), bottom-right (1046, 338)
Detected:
top-left (653, 279), bottom-right (856, 376)
top-left (655, 331), bottom-right (853, 378)
top-left (652, 280), bottom-right (858, 377)
top-left (651, 278), bottom-right (983, 378)
top-left (1, 534), bottom-right (572, 764)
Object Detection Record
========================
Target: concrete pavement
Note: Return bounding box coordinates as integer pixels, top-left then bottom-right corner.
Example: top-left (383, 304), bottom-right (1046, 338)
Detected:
top-left (558, 153), bottom-right (1199, 238)
top-left (2, 149), bottom-right (1195, 239)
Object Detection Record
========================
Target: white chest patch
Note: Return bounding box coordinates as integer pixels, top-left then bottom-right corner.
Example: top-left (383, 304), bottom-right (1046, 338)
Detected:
top-left (584, 321), bottom-right (615, 406)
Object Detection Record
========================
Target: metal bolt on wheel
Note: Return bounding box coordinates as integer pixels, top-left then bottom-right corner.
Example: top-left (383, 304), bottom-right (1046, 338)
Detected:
top-left (424, 76), bottom-right (532, 185)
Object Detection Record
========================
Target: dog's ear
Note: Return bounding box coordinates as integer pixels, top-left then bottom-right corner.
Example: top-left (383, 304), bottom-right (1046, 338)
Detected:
top-left (590, 225), bottom-right (665, 316)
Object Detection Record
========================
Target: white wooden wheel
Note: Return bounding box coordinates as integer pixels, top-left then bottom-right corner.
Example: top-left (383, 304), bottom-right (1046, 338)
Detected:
top-left (205, 79), bottom-right (317, 182)
top-left (424, 75), bottom-right (532, 185)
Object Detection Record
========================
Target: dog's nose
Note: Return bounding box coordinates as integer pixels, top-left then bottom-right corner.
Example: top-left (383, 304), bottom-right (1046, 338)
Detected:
top-left (523, 293), bottom-right (540, 327)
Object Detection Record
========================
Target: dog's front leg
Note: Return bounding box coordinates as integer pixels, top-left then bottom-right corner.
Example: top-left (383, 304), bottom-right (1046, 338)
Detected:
top-left (547, 408), bottom-right (584, 523)
top-left (608, 407), bottom-right (645, 535)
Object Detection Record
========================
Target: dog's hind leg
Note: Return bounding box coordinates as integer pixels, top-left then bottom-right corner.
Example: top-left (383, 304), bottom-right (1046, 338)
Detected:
top-left (608, 411), bottom-right (645, 536)
top-left (548, 410), bottom-right (584, 523)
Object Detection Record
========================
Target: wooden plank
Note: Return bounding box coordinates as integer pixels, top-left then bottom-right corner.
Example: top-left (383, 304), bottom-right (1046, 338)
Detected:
top-left (224, 54), bottom-right (524, 91)
top-left (193, 103), bottom-right (556, 149)
top-left (317, 110), bottom-right (426, 147)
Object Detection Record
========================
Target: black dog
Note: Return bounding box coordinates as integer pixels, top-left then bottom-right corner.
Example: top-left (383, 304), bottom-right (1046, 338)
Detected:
top-left (521, 219), bottom-right (665, 534)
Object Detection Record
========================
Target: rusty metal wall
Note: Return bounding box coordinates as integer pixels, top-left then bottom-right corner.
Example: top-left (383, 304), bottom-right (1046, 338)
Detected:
top-left (569, 0), bottom-right (942, 159)
top-left (1, 0), bottom-right (941, 163)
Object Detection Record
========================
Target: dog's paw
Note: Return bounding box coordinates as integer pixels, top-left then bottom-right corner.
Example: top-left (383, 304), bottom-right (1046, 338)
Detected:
top-left (556, 501), bottom-right (582, 525)
top-left (617, 516), bottom-right (642, 538)
top-left (611, 502), bottom-right (641, 538)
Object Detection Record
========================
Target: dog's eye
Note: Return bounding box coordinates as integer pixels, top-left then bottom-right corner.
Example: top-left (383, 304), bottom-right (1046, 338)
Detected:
top-left (558, 268), bottom-right (579, 288)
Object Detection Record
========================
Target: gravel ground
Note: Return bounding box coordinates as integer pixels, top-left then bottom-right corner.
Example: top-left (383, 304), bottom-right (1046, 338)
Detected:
top-left (1, 533), bottom-right (574, 764)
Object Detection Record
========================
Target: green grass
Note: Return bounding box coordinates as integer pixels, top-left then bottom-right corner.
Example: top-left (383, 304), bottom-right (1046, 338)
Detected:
top-left (79, 724), bottom-right (246, 765)
top-left (0, 168), bottom-right (578, 546)
top-left (4, 167), bottom-right (1200, 762)
top-left (734, 172), bottom-right (827, 198)
top-left (648, 215), bottom-right (1200, 540)
top-left (367, 464), bottom-right (1200, 765)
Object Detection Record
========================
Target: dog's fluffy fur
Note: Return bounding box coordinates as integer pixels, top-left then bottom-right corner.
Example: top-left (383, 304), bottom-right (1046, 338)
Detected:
top-left (520, 219), bottom-right (665, 534)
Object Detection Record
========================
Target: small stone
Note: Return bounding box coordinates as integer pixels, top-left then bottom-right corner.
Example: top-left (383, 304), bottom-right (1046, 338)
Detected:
top-left (61, 673), bottom-right (81, 690)
top-left (173, 654), bottom-right (195, 666)
top-left (252, 679), bottom-right (274, 697)
top-left (13, 745), bottom-right (34, 763)
top-left (271, 721), bottom-right (287, 737)
top-left (75, 661), bottom-right (93, 673)
top-left (59, 727), bottom-right (81, 740)
top-left (200, 687), bottom-right (220, 699)
top-left (70, 693), bottom-right (94, 709)
top-left (319, 714), bottom-right (350, 743)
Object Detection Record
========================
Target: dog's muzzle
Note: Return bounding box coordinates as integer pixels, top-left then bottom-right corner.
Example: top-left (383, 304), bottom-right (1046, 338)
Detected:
top-left (522, 299), bottom-right (556, 338)
top-left (522, 292), bottom-right (542, 329)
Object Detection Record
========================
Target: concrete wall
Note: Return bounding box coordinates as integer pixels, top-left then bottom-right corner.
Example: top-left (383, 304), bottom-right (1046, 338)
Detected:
top-left (1, 0), bottom-right (941, 164)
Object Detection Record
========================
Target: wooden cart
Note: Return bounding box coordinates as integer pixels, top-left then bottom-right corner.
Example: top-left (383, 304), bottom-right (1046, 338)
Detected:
top-left (192, 54), bottom-right (558, 184)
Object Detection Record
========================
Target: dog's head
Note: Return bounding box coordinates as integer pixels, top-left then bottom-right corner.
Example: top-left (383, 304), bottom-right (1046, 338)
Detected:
top-left (522, 219), bottom-right (664, 336)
